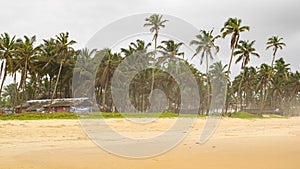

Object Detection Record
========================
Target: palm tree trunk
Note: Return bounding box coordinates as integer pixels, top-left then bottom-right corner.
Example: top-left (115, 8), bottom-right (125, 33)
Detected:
top-left (227, 47), bottom-right (235, 73)
top-left (259, 83), bottom-right (266, 115)
top-left (0, 67), bottom-right (7, 96)
top-left (224, 46), bottom-right (236, 115)
top-left (150, 35), bottom-right (157, 105)
top-left (271, 50), bottom-right (277, 68)
top-left (206, 54), bottom-right (211, 116)
top-left (261, 52), bottom-right (276, 115)
top-left (0, 61), bottom-right (4, 81)
top-left (48, 59), bottom-right (64, 113)
top-left (271, 54), bottom-right (276, 68)
top-left (238, 69), bottom-right (246, 112)
top-left (102, 79), bottom-right (108, 111)
top-left (49, 76), bottom-right (52, 98)
top-left (23, 59), bottom-right (28, 102)
top-left (12, 73), bottom-right (17, 113)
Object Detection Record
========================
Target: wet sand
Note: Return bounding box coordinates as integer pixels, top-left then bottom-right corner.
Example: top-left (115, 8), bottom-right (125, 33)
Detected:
top-left (0, 117), bottom-right (300, 169)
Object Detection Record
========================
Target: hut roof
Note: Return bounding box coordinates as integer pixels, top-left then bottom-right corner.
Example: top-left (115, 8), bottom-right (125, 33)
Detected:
top-left (43, 101), bottom-right (74, 108)
top-left (26, 104), bottom-right (43, 111)
top-left (15, 103), bottom-right (31, 109)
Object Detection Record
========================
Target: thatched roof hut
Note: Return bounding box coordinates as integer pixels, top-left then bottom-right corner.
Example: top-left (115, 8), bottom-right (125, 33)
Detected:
top-left (26, 103), bottom-right (43, 112)
top-left (43, 101), bottom-right (74, 112)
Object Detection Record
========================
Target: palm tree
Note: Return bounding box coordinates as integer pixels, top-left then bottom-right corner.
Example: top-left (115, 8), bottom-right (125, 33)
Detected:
top-left (73, 48), bottom-right (97, 98)
top-left (266, 36), bottom-right (286, 68)
top-left (1, 83), bottom-right (20, 107)
top-left (221, 18), bottom-right (250, 74)
top-left (286, 71), bottom-right (300, 114)
top-left (121, 40), bottom-right (152, 112)
top-left (0, 33), bottom-right (16, 96)
top-left (48, 32), bottom-right (76, 112)
top-left (190, 29), bottom-right (220, 74)
top-left (144, 14), bottom-right (168, 51)
top-left (95, 49), bottom-right (122, 111)
top-left (39, 38), bottom-right (58, 98)
top-left (209, 61), bottom-right (229, 114)
top-left (129, 39), bottom-right (151, 53)
top-left (52, 32), bottom-right (76, 98)
top-left (257, 64), bottom-right (272, 112)
top-left (190, 29), bottom-right (220, 115)
top-left (121, 39), bottom-right (152, 64)
top-left (272, 58), bottom-right (290, 110)
top-left (234, 40), bottom-right (260, 111)
top-left (144, 14), bottom-right (168, 99)
top-left (241, 66), bottom-right (257, 107)
top-left (157, 40), bottom-right (184, 64)
top-left (15, 35), bottom-right (40, 102)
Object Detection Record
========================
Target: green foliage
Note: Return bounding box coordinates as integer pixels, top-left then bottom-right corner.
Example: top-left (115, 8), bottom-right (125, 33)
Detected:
top-left (0, 112), bottom-right (77, 120)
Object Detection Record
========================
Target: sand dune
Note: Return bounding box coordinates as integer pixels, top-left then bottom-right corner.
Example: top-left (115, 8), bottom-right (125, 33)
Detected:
top-left (0, 117), bottom-right (300, 169)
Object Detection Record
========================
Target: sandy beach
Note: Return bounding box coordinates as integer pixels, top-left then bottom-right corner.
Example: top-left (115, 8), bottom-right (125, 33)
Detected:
top-left (1, 117), bottom-right (300, 169)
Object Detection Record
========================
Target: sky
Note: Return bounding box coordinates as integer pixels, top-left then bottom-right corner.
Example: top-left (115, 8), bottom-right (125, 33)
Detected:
top-left (0, 0), bottom-right (299, 84)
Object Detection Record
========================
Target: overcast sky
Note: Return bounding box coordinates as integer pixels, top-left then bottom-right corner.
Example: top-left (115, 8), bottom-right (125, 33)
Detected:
top-left (0, 0), bottom-right (299, 81)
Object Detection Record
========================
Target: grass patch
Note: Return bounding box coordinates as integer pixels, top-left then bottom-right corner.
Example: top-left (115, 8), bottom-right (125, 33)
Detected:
top-left (1, 111), bottom-right (286, 120)
top-left (0, 112), bottom-right (199, 120)
top-left (230, 111), bottom-right (263, 119)
top-left (78, 112), bottom-right (200, 119)
top-left (0, 112), bottom-right (77, 120)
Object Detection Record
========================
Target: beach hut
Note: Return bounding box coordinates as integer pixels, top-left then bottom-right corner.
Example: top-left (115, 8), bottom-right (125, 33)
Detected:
top-left (26, 103), bottom-right (44, 112)
top-left (15, 103), bottom-right (31, 113)
top-left (43, 101), bottom-right (74, 112)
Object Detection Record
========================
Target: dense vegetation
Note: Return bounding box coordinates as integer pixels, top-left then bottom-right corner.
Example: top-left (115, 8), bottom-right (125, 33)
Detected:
top-left (0, 14), bottom-right (299, 116)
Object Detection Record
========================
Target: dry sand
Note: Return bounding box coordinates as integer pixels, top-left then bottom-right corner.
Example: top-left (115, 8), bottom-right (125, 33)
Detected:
top-left (1, 117), bottom-right (300, 169)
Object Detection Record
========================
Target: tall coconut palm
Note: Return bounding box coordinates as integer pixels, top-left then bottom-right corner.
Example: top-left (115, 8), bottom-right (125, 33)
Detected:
top-left (52, 32), bottom-right (76, 98)
top-left (15, 35), bottom-right (41, 102)
top-left (0, 33), bottom-right (16, 96)
top-left (259, 36), bottom-right (286, 113)
top-left (95, 49), bottom-right (122, 111)
top-left (190, 29), bottom-right (220, 74)
top-left (266, 36), bottom-right (286, 68)
top-left (234, 40), bottom-right (260, 111)
top-left (221, 18), bottom-right (250, 74)
top-left (144, 14), bottom-right (168, 51)
top-left (190, 29), bottom-right (220, 115)
top-left (241, 66), bottom-right (257, 107)
top-left (39, 38), bottom-right (58, 98)
top-left (257, 63), bottom-right (272, 112)
top-left (48, 32), bottom-right (76, 112)
top-left (272, 58), bottom-right (290, 109)
top-left (144, 14), bottom-right (168, 99)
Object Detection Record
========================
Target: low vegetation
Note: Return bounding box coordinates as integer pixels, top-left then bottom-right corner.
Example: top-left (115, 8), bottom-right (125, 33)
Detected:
top-left (0, 111), bottom-right (288, 120)
top-left (0, 112), bottom-right (77, 120)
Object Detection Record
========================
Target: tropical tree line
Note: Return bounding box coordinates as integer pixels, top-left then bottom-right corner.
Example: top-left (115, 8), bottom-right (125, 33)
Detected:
top-left (0, 14), bottom-right (299, 115)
